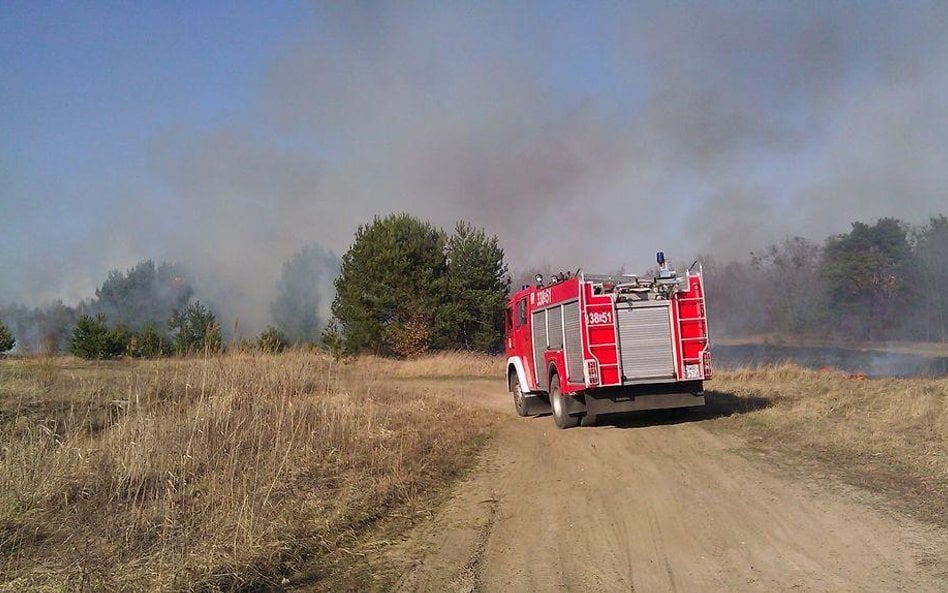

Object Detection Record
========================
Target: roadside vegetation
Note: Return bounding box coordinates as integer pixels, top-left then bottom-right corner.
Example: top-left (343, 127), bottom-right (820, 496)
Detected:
top-left (0, 352), bottom-right (497, 592)
top-left (709, 365), bottom-right (948, 527)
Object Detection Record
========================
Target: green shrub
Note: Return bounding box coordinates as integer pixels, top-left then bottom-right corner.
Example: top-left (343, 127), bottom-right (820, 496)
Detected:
top-left (0, 320), bottom-right (14, 355)
top-left (256, 326), bottom-right (289, 353)
top-left (169, 301), bottom-right (223, 355)
top-left (70, 314), bottom-right (126, 359)
top-left (133, 322), bottom-right (171, 358)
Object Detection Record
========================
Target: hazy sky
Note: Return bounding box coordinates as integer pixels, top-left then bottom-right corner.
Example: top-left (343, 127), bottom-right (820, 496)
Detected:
top-left (3, 1), bottom-right (947, 330)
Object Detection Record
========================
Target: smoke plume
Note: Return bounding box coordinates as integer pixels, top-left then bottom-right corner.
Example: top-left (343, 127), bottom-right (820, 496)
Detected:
top-left (2, 2), bottom-right (947, 333)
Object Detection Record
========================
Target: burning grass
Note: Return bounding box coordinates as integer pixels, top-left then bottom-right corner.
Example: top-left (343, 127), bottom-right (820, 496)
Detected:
top-left (711, 365), bottom-right (948, 526)
top-left (0, 352), bottom-right (496, 592)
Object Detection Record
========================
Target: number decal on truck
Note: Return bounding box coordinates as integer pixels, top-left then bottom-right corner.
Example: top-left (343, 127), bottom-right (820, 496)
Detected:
top-left (586, 310), bottom-right (613, 326)
top-left (536, 288), bottom-right (552, 307)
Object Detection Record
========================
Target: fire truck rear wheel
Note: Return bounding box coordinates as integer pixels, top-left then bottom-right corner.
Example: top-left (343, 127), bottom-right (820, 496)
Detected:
top-left (550, 372), bottom-right (579, 429)
top-left (511, 373), bottom-right (529, 417)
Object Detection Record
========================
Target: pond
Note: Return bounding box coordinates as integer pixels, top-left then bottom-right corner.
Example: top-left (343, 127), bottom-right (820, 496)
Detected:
top-left (712, 343), bottom-right (948, 379)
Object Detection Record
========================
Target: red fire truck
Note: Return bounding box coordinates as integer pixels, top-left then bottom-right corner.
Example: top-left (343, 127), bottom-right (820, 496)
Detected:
top-left (504, 252), bottom-right (711, 428)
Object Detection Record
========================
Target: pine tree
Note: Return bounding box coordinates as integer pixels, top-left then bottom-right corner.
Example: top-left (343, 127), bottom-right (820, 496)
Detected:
top-left (331, 213), bottom-right (447, 357)
top-left (168, 301), bottom-right (223, 355)
top-left (434, 221), bottom-right (509, 351)
top-left (70, 314), bottom-right (127, 359)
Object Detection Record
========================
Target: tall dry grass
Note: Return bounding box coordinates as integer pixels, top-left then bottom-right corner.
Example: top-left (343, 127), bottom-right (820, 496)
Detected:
top-left (713, 365), bottom-right (948, 525)
top-left (0, 352), bottom-right (495, 592)
top-left (348, 351), bottom-right (503, 380)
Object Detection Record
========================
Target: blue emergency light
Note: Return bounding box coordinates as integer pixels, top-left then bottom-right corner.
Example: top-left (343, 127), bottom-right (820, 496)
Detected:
top-left (656, 251), bottom-right (665, 266)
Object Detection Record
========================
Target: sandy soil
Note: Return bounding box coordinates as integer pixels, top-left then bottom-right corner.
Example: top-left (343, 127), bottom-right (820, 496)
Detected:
top-left (390, 379), bottom-right (948, 593)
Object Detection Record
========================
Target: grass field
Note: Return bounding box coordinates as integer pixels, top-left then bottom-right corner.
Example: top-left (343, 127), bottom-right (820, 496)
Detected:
top-left (709, 365), bottom-right (948, 526)
top-left (0, 352), bottom-right (498, 592)
top-left (714, 335), bottom-right (948, 357)
top-left (0, 353), bottom-right (945, 591)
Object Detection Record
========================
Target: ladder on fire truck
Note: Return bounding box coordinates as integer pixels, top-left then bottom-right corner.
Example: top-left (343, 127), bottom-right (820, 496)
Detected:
top-left (677, 270), bottom-right (711, 371)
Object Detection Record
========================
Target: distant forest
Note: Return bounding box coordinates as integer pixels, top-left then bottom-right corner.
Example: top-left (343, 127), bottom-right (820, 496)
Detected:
top-left (701, 216), bottom-right (948, 343)
top-left (2, 215), bottom-right (946, 355)
top-left (0, 246), bottom-right (338, 356)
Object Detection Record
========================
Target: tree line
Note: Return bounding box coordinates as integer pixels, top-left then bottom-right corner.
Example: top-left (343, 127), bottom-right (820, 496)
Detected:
top-left (702, 215), bottom-right (948, 343)
top-left (0, 256), bottom-right (316, 358)
top-left (0, 214), bottom-right (510, 358)
top-left (5, 212), bottom-right (942, 359)
top-left (0, 260), bottom-right (228, 359)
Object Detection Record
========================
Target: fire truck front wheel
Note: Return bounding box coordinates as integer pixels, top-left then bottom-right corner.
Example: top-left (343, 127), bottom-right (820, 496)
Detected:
top-left (511, 374), bottom-right (529, 417)
top-left (550, 372), bottom-right (580, 429)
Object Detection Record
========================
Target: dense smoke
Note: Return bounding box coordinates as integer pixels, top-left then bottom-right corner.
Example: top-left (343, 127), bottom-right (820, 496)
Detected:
top-left (2, 2), bottom-right (947, 334)
top-left (270, 244), bottom-right (338, 343)
top-left (702, 216), bottom-right (948, 343)
top-left (0, 302), bottom-right (76, 354)
top-left (92, 260), bottom-right (193, 330)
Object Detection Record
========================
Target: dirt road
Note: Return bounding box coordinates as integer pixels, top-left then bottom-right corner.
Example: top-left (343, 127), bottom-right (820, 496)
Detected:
top-left (393, 379), bottom-right (948, 593)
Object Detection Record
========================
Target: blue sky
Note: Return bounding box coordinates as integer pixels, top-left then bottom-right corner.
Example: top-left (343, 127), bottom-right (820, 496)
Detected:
top-left (2, 2), bottom-right (310, 302)
top-left (2, 1), bottom-right (947, 330)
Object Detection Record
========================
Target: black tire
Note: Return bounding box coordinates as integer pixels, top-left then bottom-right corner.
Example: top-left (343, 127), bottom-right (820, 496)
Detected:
top-left (511, 372), bottom-right (529, 417)
top-left (550, 372), bottom-right (580, 429)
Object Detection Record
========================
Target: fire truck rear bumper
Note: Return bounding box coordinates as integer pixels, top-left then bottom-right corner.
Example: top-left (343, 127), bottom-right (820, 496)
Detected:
top-left (584, 381), bottom-right (705, 416)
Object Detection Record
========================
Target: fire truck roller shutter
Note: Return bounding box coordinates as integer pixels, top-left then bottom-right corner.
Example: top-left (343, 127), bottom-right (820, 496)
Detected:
top-left (532, 310), bottom-right (547, 390)
top-left (564, 301), bottom-right (583, 382)
top-left (617, 301), bottom-right (676, 381)
top-left (547, 305), bottom-right (563, 348)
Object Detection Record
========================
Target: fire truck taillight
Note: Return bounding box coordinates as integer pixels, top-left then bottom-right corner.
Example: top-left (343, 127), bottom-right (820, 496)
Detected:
top-left (703, 350), bottom-right (713, 379)
top-left (585, 360), bottom-right (600, 386)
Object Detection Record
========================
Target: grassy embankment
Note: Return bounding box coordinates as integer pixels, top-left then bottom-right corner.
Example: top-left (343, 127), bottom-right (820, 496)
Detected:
top-left (0, 352), bottom-right (499, 592)
top-left (709, 365), bottom-right (948, 526)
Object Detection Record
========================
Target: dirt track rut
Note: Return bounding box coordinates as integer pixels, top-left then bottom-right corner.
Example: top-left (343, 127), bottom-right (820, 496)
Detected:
top-left (394, 379), bottom-right (948, 593)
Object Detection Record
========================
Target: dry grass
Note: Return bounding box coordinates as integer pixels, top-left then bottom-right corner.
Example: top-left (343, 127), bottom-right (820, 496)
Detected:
top-left (0, 352), bottom-right (496, 592)
top-left (348, 351), bottom-right (503, 379)
top-left (8, 352), bottom-right (942, 589)
top-left (714, 335), bottom-right (948, 357)
top-left (711, 364), bottom-right (948, 525)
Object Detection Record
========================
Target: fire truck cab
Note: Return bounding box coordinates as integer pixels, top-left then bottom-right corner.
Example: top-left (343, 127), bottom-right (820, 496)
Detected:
top-left (504, 253), bottom-right (711, 428)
